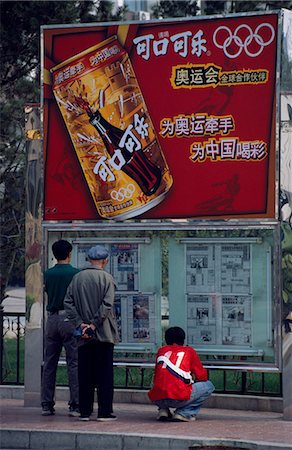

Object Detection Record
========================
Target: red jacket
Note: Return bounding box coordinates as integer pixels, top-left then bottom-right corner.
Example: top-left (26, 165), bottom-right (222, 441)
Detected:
top-left (148, 344), bottom-right (208, 402)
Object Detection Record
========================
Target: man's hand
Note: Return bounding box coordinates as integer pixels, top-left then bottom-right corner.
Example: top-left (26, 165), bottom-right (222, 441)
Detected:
top-left (80, 323), bottom-right (96, 339)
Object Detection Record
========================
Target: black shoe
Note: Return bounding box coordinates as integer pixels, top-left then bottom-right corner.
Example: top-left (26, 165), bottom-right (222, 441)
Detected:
top-left (42, 405), bottom-right (55, 416)
top-left (96, 414), bottom-right (117, 422)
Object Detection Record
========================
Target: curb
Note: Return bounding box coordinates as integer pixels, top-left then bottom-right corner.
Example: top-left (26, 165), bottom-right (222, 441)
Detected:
top-left (1, 429), bottom-right (291, 450)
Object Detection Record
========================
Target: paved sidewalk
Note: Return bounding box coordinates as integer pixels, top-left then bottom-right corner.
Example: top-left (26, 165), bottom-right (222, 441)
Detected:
top-left (1, 399), bottom-right (292, 450)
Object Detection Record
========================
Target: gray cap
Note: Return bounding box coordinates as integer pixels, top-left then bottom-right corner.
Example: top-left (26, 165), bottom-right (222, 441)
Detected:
top-left (87, 245), bottom-right (109, 260)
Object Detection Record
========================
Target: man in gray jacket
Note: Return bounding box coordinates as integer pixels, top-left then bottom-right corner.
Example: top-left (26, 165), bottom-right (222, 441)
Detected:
top-left (64, 245), bottom-right (119, 421)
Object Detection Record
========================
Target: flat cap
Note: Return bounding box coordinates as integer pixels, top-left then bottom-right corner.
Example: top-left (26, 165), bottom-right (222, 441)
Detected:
top-left (87, 245), bottom-right (109, 260)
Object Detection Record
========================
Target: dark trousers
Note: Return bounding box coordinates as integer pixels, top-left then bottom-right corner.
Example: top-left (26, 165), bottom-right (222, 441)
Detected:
top-left (41, 313), bottom-right (78, 407)
top-left (78, 340), bottom-right (114, 418)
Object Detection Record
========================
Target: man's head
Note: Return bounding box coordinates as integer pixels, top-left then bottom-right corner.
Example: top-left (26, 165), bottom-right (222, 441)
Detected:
top-left (52, 240), bottom-right (72, 262)
top-left (165, 326), bottom-right (185, 346)
top-left (87, 245), bottom-right (109, 267)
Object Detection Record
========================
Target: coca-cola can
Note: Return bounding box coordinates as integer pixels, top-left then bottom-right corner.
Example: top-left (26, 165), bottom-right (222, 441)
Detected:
top-left (50, 36), bottom-right (173, 219)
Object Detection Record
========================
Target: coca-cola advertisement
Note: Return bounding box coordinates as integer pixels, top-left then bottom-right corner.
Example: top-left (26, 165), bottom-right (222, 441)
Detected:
top-left (42, 13), bottom-right (278, 220)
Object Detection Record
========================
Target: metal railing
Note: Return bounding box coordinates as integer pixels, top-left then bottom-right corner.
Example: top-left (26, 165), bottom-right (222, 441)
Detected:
top-left (0, 310), bottom-right (282, 396)
top-left (0, 309), bottom-right (25, 384)
top-left (112, 361), bottom-right (282, 396)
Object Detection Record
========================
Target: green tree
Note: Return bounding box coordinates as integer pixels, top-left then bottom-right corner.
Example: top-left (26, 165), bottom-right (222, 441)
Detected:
top-left (152, 0), bottom-right (199, 18)
top-left (93, 0), bottom-right (127, 21)
top-left (0, 0), bottom-right (126, 300)
top-left (230, 1), bottom-right (292, 13)
top-left (202, 0), bottom-right (292, 15)
top-left (202, 1), bottom-right (226, 15)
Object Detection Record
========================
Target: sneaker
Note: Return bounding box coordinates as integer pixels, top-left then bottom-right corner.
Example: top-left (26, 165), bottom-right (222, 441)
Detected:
top-left (79, 416), bottom-right (90, 421)
top-left (173, 413), bottom-right (196, 422)
top-left (41, 405), bottom-right (55, 416)
top-left (68, 405), bottom-right (80, 417)
top-left (157, 408), bottom-right (172, 421)
top-left (96, 414), bottom-right (117, 422)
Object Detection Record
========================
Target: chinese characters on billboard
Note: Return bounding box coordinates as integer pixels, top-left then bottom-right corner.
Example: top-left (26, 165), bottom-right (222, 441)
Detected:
top-left (43, 14), bottom-right (277, 220)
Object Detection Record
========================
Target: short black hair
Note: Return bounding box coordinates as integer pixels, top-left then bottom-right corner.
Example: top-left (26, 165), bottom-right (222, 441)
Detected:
top-left (52, 240), bottom-right (72, 261)
top-left (165, 327), bottom-right (185, 345)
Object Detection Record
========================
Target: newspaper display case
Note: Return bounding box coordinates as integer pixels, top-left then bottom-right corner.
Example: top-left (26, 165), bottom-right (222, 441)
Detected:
top-left (44, 224), bottom-right (280, 367)
top-left (168, 228), bottom-right (278, 364)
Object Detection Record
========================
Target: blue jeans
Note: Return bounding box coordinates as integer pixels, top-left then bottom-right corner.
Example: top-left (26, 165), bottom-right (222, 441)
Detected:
top-left (153, 380), bottom-right (214, 418)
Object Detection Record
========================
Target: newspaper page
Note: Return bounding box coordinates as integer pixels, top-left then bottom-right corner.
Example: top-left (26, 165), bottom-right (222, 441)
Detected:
top-left (220, 244), bottom-right (251, 293)
top-left (186, 245), bottom-right (215, 293)
top-left (128, 294), bottom-right (156, 342)
top-left (111, 244), bottom-right (139, 291)
top-left (187, 294), bottom-right (217, 345)
top-left (222, 295), bottom-right (252, 346)
top-left (185, 243), bottom-right (253, 348)
top-left (76, 244), bottom-right (91, 268)
top-left (115, 293), bottom-right (156, 344)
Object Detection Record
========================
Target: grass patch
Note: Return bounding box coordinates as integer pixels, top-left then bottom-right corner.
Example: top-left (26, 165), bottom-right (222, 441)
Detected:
top-left (2, 336), bottom-right (25, 384)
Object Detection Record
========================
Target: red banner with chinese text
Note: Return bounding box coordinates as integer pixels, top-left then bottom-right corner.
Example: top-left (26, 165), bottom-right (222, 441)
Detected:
top-left (43, 14), bottom-right (277, 220)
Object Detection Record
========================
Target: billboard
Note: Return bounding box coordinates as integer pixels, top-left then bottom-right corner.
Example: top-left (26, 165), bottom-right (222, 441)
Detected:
top-left (42, 13), bottom-right (278, 221)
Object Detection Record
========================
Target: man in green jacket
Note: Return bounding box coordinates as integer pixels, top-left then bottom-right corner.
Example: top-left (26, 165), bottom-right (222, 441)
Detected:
top-left (41, 240), bottom-right (79, 416)
top-left (64, 244), bottom-right (119, 421)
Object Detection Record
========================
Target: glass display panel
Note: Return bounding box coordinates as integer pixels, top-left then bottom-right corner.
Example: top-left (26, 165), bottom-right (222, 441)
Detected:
top-left (46, 225), bottom-right (280, 366)
top-left (168, 227), bottom-right (279, 366)
top-left (111, 244), bottom-right (139, 291)
top-left (186, 243), bottom-right (252, 348)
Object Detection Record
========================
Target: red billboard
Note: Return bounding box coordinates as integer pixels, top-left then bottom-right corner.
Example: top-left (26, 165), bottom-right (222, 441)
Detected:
top-left (42, 13), bottom-right (278, 220)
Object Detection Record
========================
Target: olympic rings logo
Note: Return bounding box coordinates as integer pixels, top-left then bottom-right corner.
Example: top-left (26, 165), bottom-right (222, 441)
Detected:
top-left (213, 23), bottom-right (275, 58)
top-left (110, 184), bottom-right (135, 202)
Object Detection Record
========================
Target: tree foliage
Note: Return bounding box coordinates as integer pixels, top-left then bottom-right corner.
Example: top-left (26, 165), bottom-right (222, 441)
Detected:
top-left (202, 0), bottom-right (292, 14)
top-left (152, 0), bottom-right (199, 18)
top-left (231, 0), bottom-right (292, 12)
top-left (202, 1), bottom-right (226, 15)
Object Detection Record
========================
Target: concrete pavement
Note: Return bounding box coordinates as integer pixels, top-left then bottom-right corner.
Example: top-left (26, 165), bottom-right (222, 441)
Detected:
top-left (1, 398), bottom-right (292, 450)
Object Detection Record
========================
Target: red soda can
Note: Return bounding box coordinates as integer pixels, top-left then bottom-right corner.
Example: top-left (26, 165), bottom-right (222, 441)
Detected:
top-left (51, 36), bottom-right (172, 219)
